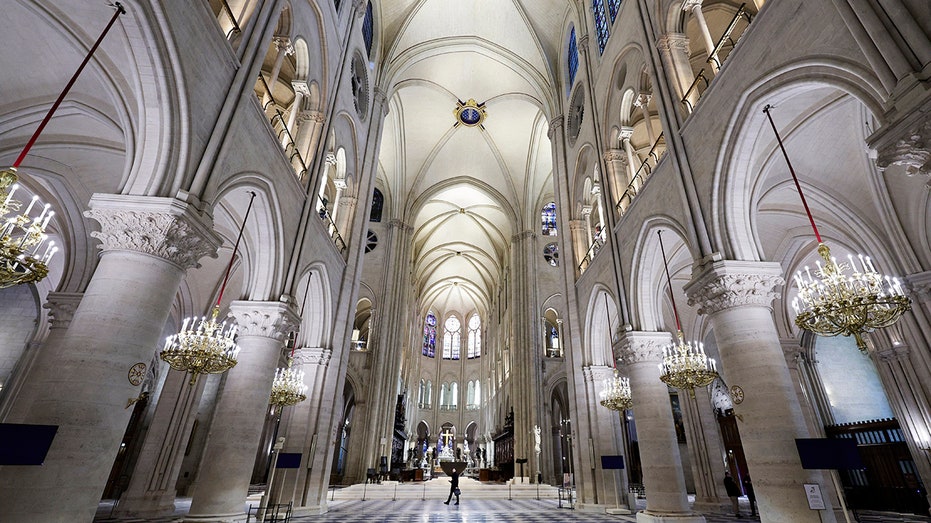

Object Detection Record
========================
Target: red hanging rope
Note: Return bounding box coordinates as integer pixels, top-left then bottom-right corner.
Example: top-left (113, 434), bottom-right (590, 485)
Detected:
top-left (13, 3), bottom-right (126, 168)
top-left (762, 105), bottom-right (823, 244)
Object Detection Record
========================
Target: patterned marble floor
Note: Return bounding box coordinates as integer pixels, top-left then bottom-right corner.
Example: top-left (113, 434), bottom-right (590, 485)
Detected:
top-left (95, 496), bottom-right (931, 522)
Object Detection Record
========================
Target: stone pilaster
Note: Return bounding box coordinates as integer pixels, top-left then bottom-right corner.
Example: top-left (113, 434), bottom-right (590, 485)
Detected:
top-left (617, 331), bottom-right (704, 523)
top-left (0, 195), bottom-right (220, 522)
top-left (580, 365), bottom-right (631, 511)
top-left (184, 300), bottom-right (299, 522)
top-left (685, 260), bottom-right (835, 523)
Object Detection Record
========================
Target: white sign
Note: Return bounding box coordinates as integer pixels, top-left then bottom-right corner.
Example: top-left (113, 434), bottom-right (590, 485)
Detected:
top-left (804, 483), bottom-right (826, 510)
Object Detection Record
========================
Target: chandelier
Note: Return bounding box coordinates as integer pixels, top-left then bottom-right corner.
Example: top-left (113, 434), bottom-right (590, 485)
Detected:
top-left (161, 191), bottom-right (256, 385)
top-left (763, 105), bottom-right (910, 352)
top-left (656, 230), bottom-right (718, 394)
top-left (270, 359), bottom-right (307, 407)
top-left (0, 4), bottom-right (125, 288)
top-left (599, 369), bottom-right (633, 411)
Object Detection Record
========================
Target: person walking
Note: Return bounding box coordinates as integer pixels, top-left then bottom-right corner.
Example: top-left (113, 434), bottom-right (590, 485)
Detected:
top-left (742, 475), bottom-right (756, 517)
top-left (444, 467), bottom-right (460, 505)
top-left (723, 471), bottom-right (741, 517)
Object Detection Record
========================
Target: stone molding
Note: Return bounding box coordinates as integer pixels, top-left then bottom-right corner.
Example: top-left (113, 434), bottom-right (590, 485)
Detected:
top-left (656, 33), bottom-right (690, 55)
top-left (685, 260), bottom-right (784, 315)
top-left (387, 218), bottom-right (413, 233)
top-left (273, 36), bottom-right (294, 55)
top-left (512, 230), bottom-right (535, 243)
top-left (875, 119), bottom-right (931, 185)
top-left (299, 110), bottom-right (326, 124)
top-left (85, 195), bottom-right (221, 270)
top-left (904, 270), bottom-right (931, 301)
top-left (616, 331), bottom-right (672, 365)
top-left (293, 346), bottom-right (332, 367)
top-left (582, 365), bottom-right (614, 383)
top-left (603, 148), bottom-right (627, 164)
top-left (619, 126), bottom-right (635, 140)
top-left (635, 93), bottom-right (653, 107)
top-left (228, 301), bottom-right (300, 341)
top-left (577, 35), bottom-right (590, 55)
top-left (682, 0), bottom-right (704, 11)
top-left (548, 115), bottom-right (564, 138)
top-left (875, 345), bottom-right (911, 363)
top-left (43, 292), bottom-right (84, 329)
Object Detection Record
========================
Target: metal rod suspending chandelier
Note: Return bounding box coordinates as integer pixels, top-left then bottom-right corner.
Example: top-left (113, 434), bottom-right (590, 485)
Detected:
top-left (269, 275), bottom-right (311, 407)
top-left (598, 297), bottom-right (633, 411)
top-left (762, 105), bottom-right (910, 352)
top-left (160, 191), bottom-right (257, 385)
top-left (657, 231), bottom-right (718, 396)
top-left (1, 3), bottom-right (126, 288)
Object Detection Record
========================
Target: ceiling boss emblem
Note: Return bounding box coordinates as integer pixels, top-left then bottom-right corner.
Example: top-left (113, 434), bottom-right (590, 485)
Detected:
top-left (454, 98), bottom-right (487, 129)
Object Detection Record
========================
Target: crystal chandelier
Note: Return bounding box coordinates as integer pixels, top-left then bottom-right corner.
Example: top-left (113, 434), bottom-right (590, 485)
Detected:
top-left (270, 359), bottom-right (307, 407)
top-left (0, 4), bottom-right (125, 288)
top-left (161, 191), bottom-right (256, 385)
top-left (1, 169), bottom-right (57, 288)
top-left (599, 369), bottom-right (633, 411)
top-left (656, 231), bottom-right (718, 394)
top-left (763, 105), bottom-right (910, 352)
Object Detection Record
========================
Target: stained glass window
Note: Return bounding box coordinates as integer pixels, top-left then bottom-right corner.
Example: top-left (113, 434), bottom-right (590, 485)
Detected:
top-left (542, 202), bottom-right (558, 236)
top-left (422, 312), bottom-right (437, 357)
top-left (593, 0), bottom-right (609, 55)
top-left (567, 27), bottom-right (578, 97)
top-left (362, 1), bottom-right (374, 58)
top-left (467, 314), bottom-right (481, 359)
top-left (608, 0), bottom-right (621, 24)
top-left (443, 316), bottom-right (461, 360)
top-left (369, 188), bottom-right (383, 222)
top-left (544, 243), bottom-right (559, 267)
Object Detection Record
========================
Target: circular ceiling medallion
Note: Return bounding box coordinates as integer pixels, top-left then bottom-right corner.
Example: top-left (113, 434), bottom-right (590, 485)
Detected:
top-left (454, 98), bottom-right (487, 128)
top-left (128, 362), bottom-right (147, 386)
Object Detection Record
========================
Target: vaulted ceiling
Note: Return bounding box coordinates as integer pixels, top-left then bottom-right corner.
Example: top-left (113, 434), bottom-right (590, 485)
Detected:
top-left (375, 0), bottom-right (572, 317)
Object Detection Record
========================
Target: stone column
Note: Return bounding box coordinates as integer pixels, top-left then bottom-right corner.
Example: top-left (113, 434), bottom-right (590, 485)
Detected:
top-left (620, 127), bottom-right (639, 184)
top-left (295, 111), bottom-right (325, 181)
top-left (656, 34), bottom-right (696, 111)
top-left (618, 331), bottom-right (704, 523)
top-left (0, 195), bottom-right (220, 523)
top-left (682, 0), bottom-right (719, 72)
top-left (184, 300), bottom-right (299, 522)
top-left (112, 369), bottom-right (208, 518)
top-left (685, 260), bottom-right (836, 523)
top-left (635, 93), bottom-right (657, 145)
top-left (602, 149), bottom-right (629, 212)
top-left (581, 205), bottom-right (594, 246)
top-left (583, 365), bottom-right (632, 511)
top-left (680, 387), bottom-right (730, 512)
top-left (284, 81), bottom-right (308, 147)
top-left (266, 37), bottom-right (293, 94)
top-left (1, 292), bottom-right (83, 422)
top-left (570, 219), bottom-right (589, 271)
top-left (592, 183), bottom-right (606, 242)
top-left (269, 346), bottom-right (332, 507)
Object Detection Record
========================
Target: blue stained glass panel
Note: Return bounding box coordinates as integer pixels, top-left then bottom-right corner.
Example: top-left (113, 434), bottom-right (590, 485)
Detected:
top-left (567, 28), bottom-right (579, 97)
top-left (422, 312), bottom-right (437, 357)
top-left (542, 202), bottom-right (558, 236)
top-left (608, 0), bottom-right (621, 23)
top-left (592, 0), bottom-right (609, 55)
top-left (362, 1), bottom-right (374, 58)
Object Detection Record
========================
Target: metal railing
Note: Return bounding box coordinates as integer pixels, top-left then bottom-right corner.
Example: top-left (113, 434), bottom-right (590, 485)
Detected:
top-left (218, 0), bottom-right (241, 40)
top-left (681, 3), bottom-right (753, 113)
top-left (577, 235), bottom-right (605, 275)
top-left (256, 75), bottom-right (309, 182)
top-left (615, 133), bottom-right (667, 216)
top-left (316, 203), bottom-right (347, 254)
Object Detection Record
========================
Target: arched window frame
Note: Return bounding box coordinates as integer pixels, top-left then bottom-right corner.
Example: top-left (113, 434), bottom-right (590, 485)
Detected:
top-left (567, 27), bottom-right (579, 98)
top-left (467, 314), bottom-right (481, 359)
top-left (369, 188), bottom-right (384, 222)
top-left (592, 0), bottom-right (609, 54)
top-left (422, 311), bottom-right (437, 357)
top-left (443, 315), bottom-right (461, 360)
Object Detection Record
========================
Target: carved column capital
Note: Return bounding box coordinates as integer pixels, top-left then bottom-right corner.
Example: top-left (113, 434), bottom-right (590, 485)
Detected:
top-left (875, 119), bottom-right (931, 186)
top-left (293, 346), bottom-right (332, 367)
top-left (580, 205), bottom-right (593, 217)
top-left (548, 116), bottom-right (564, 139)
top-left (618, 126), bottom-right (635, 141)
top-left (634, 93), bottom-right (653, 107)
top-left (228, 301), bottom-right (300, 341)
top-left (292, 80), bottom-right (311, 97)
top-left (681, 0), bottom-right (704, 11)
top-left (577, 35), bottom-right (590, 55)
top-left (84, 195), bottom-right (221, 270)
top-left (388, 218), bottom-right (413, 233)
top-left (43, 292), bottom-right (84, 329)
top-left (582, 365), bottom-right (615, 383)
top-left (685, 260), bottom-right (784, 315)
top-left (875, 344), bottom-right (911, 363)
top-left (273, 36), bottom-right (294, 55)
top-left (325, 153), bottom-right (338, 167)
top-left (616, 330), bottom-right (673, 366)
top-left (656, 33), bottom-right (691, 55)
top-left (603, 148), bottom-right (627, 164)
top-left (904, 270), bottom-right (931, 302)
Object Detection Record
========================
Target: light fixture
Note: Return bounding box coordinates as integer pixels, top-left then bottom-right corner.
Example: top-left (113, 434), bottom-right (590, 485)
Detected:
top-left (0, 3), bottom-right (125, 288)
top-left (656, 231), bottom-right (718, 395)
top-left (160, 191), bottom-right (256, 385)
top-left (269, 275), bottom-right (311, 407)
top-left (763, 105), bottom-right (910, 352)
top-left (599, 369), bottom-right (633, 411)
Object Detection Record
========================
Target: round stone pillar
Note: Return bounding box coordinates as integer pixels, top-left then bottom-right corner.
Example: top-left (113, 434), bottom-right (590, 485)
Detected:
top-left (184, 300), bottom-right (299, 522)
top-left (618, 331), bottom-right (705, 523)
top-left (685, 260), bottom-right (836, 523)
top-left (0, 195), bottom-right (220, 522)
